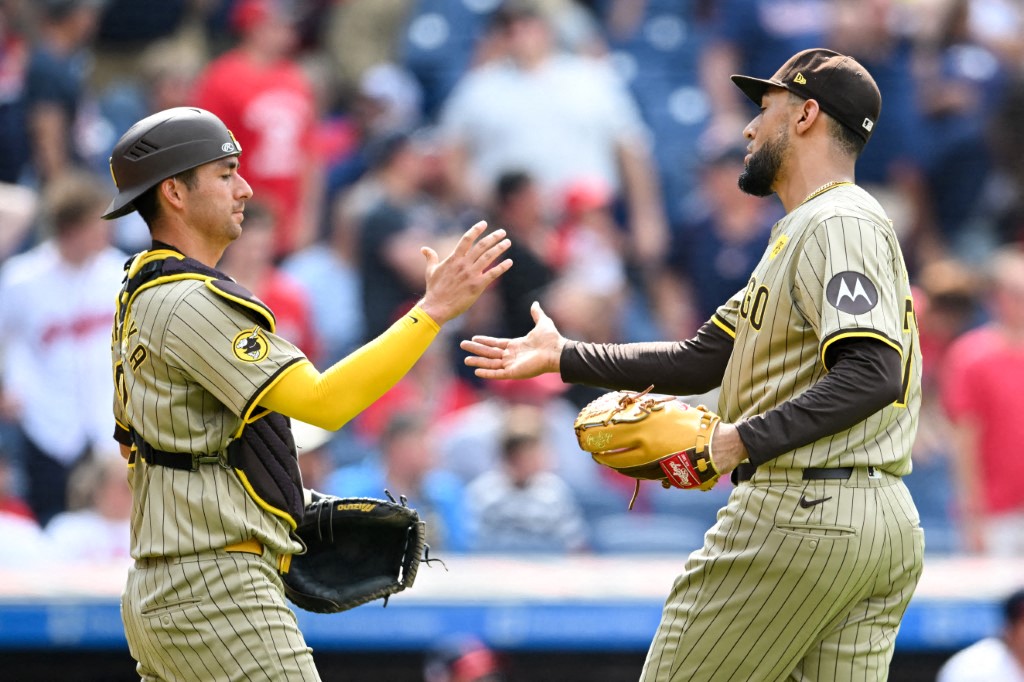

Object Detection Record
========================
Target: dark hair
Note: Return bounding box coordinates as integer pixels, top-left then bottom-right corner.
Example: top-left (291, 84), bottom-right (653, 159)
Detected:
top-left (365, 130), bottom-right (411, 171)
top-left (494, 170), bottom-right (533, 209)
top-left (827, 115), bottom-right (867, 158)
top-left (490, 0), bottom-right (541, 30)
top-left (499, 404), bottom-right (543, 461)
top-left (133, 167), bottom-right (199, 227)
top-left (785, 91), bottom-right (866, 158)
top-left (501, 430), bottom-right (540, 462)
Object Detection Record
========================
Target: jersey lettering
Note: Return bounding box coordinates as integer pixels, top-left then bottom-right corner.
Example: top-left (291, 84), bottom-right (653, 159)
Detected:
top-left (114, 361), bottom-right (128, 409)
top-left (749, 286), bottom-right (770, 330)
top-left (129, 344), bottom-right (148, 371)
top-left (739, 278), bottom-right (771, 331)
top-left (740, 278), bottom-right (756, 319)
top-left (896, 296), bottom-right (917, 407)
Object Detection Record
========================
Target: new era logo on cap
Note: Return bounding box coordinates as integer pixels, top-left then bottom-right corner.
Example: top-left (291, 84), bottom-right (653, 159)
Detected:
top-left (794, 73), bottom-right (807, 84)
top-left (862, 118), bottom-right (874, 132)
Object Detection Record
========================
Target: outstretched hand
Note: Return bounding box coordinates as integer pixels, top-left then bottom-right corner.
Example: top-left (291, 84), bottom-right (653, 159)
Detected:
top-left (460, 301), bottom-right (566, 380)
top-left (417, 221), bottom-right (512, 326)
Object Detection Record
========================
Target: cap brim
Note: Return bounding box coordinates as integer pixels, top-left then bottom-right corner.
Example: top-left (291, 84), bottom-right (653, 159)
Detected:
top-left (731, 75), bottom-right (782, 106)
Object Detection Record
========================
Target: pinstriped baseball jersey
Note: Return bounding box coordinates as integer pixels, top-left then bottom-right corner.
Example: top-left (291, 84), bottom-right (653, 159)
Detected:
top-left (113, 269), bottom-right (306, 558)
top-left (712, 183), bottom-right (921, 474)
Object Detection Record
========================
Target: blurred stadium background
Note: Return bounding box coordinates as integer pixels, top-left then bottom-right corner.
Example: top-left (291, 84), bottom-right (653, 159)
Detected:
top-left (1, 0), bottom-right (1023, 680)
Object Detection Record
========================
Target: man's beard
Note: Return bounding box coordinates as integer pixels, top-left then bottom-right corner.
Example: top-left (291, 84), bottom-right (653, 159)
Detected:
top-left (738, 131), bottom-right (786, 197)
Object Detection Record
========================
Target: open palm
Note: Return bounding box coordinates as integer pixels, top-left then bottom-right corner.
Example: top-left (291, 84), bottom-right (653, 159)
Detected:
top-left (460, 302), bottom-right (566, 380)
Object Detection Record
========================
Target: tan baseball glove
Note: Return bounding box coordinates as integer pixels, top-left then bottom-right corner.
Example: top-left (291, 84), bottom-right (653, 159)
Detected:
top-left (574, 387), bottom-right (722, 508)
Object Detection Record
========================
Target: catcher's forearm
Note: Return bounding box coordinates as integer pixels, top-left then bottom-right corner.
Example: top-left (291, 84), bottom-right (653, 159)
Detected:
top-left (736, 338), bottom-right (902, 466)
top-left (559, 319), bottom-right (733, 393)
top-left (260, 307), bottom-right (439, 429)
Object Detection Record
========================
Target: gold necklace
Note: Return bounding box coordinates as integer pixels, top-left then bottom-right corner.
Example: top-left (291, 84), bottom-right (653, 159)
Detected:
top-left (798, 180), bottom-right (853, 207)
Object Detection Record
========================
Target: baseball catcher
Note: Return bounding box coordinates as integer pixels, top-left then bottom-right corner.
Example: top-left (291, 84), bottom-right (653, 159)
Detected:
top-left (574, 387), bottom-right (722, 508)
top-left (282, 490), bottom-right (429, 613)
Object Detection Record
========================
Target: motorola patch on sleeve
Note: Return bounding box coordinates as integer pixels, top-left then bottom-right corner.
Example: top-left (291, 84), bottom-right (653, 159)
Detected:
top-left (825, 271), bottom-right (878, 314)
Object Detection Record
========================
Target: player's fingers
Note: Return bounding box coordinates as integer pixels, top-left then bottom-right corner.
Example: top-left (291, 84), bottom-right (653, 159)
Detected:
top-left (469, 227), bottom-right (507, 260)
top-left (474, 236), bottom-right (511, 269)
top-left (467, 335), bottom-right (510, 350)
top-left (530, 301), bottom-right (548, 323)
top-left (472, 366), bottom-right (511, 380)
top-left (453, 220), bottom-right (488, 258)
top-left (421, 246), bottom-right (439, 269)
top-left (463, 354), bottom-right (506, 370)
top-left (481, 257), bottom-right (513, 284)
top-left (460, 338), bottom-right (507, 358)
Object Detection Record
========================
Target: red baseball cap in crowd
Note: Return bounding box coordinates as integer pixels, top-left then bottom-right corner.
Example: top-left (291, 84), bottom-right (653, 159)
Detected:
top-left (731, 48), bottom-right (882, 143)
top-left (231, 0), bottom-right (296, 34)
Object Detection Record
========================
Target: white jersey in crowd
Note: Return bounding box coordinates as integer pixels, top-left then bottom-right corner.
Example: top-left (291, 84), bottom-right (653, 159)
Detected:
top-left (937, 637), bottom-right (1024, 682)
top-left (465, 469), bottom-right (588, 552)
top-left (440, 53), bottom-right (648, 200)
top-left (0, 242), bottom-right (127, 463)
top-left (46, 509), bottom-right (131, 561)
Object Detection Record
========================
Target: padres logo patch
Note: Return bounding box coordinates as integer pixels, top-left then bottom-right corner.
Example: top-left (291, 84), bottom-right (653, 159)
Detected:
top-left (232, 327), bottom-right (269, 362)
top-left (826, 271), bottom-right (878, 315)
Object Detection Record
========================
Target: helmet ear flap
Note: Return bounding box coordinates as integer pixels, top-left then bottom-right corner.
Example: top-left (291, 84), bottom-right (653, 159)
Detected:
top-left (102, 107), bottom-right (240, 220)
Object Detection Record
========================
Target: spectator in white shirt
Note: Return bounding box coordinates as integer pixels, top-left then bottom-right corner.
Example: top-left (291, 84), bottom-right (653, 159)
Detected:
top-left (0, 171), bottom-right (126, 525)
top-left (465, 403), bottom-right (587, 553)
top-left (45, 450), bottom-right (131, 561)
top-left (938, 588), bottom-right (1024, 682)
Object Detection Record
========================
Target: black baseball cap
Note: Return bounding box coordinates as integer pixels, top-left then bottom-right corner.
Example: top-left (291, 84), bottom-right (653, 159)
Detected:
top-left (732, 48), bottom-right (881, 143)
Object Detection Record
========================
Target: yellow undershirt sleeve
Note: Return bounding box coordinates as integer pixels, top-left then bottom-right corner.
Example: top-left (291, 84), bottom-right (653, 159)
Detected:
top-left (259, 306), bottom-right (440, 430)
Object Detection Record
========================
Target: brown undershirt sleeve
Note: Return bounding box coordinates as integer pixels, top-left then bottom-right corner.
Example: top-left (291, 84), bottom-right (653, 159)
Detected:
top-left (735, 338), bottom-right (903, 466)
top-left (559, 320), bottom-right (734, 395)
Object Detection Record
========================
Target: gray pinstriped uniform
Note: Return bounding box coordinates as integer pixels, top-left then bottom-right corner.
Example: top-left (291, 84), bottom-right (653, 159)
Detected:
top-left (113, 265), bottom-right (319, 681)
top-left (641, 184), bottom-right (925, 681)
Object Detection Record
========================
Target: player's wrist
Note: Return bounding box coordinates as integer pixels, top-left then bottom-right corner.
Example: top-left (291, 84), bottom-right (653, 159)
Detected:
top-left (709, 422), bottom-right (745, 475)
top-left (549, 336), bottom-right (568, 373)
top-left (412, 299), bottom-right (447, 328)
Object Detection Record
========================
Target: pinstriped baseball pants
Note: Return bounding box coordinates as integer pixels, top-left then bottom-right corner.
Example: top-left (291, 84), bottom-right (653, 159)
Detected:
top-left (640, 469), bottom-right (925, 682)
top-left (122, 548), bottom-right (320, 681)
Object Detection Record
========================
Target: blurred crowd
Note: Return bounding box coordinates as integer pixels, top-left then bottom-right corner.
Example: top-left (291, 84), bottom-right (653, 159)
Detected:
top-left (0, 0), bottom-right (1023, 564)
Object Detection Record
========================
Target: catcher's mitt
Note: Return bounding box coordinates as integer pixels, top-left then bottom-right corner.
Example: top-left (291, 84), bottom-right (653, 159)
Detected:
top-left (574, 387), bottom-right (722, 508)
top-left (282, 491), bottom-right (428, 613)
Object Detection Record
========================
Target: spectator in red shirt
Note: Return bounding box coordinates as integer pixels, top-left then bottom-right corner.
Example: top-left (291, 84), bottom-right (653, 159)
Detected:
top-left (941, 246), bottom-right (1024, 555)
top-left (192, 0), bottom-right (321, 257)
